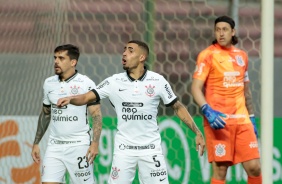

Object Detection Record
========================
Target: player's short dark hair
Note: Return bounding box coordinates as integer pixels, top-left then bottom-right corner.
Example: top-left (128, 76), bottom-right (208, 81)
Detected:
top-left (212, 15), bottom-right (238, 45)
top-left (128, 40), bottom-right (149, 57)
top-left (54, 44), bottom-right (80, 61)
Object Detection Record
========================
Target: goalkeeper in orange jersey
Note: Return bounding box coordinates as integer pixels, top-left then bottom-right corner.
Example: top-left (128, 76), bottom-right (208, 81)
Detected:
top-left (191, 15), bottom-right (262, 184)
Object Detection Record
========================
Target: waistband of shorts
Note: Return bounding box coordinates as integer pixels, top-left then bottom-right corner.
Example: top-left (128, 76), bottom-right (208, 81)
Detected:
top-left (47, 138), bottom-right (90, 146)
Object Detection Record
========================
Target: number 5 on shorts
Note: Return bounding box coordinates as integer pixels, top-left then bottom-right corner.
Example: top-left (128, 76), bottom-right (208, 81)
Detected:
top-left (152, 155), bottom-right (161, 167)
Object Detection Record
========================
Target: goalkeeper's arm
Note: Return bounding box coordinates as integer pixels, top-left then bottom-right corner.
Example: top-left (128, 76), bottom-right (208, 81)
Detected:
top-left (191, 78), bottom-right (226, 130)
top-left (244, 82), bottom-right (258, 138)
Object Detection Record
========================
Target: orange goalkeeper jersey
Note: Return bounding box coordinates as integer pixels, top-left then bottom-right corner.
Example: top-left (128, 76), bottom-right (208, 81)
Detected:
top-left (193, 43), bottom-right (251, 125)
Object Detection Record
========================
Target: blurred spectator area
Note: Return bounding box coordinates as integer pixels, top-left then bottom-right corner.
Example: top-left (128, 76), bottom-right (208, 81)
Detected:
top-left (0, 0), bottom-right (280, 57)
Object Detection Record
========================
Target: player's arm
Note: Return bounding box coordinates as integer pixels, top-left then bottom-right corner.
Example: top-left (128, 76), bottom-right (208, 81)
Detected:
top-left (86, 104), bottom-right (102, 163)
top-left (191, 78), bottom-right (226, 129)
top-left (191, 78), bottom-right (207, 107)
top-left (244, 82), bottom-right (258, 138)
top-left (57, 90), bottom-right (97, 107)
top-left (245, 82), bottom-right (255, 114)
top-left (31, 105), bottom-right (51, 163)
top-left (171, 101), bottom-right (205, 156)
top-left (33, 105), bottom-right (51, 144)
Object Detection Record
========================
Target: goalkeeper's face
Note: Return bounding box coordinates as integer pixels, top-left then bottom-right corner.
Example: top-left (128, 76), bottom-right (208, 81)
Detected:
top-left (122, 43), bottom-right (143, 71)
top-left (214, 22), bottom-right (235, 48)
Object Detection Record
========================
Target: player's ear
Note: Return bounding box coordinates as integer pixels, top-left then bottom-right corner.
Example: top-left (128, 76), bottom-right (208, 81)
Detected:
top-left (71, 59), bottom-right (78, 66)
top-left (232, 28), bottom-right (236, 36)
top-left (139, 54), bottom-right (146, 62)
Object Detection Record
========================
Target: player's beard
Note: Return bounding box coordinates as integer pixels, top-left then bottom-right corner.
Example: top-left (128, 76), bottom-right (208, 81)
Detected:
top-left (54, 68), bottom-right (63, 75)
top-left (123, 65), bottom-right (129, 70)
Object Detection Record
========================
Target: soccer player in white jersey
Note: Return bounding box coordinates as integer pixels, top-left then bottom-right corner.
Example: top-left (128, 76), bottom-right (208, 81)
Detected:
top-left (57, 40), bottom-right (205, 184)
top-left (31, 44), bottom-right (102, 184)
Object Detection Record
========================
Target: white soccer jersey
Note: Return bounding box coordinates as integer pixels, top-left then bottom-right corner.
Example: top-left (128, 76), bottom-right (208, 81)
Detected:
top-left (43, 71), bottom-right (98, 147)
top-left (92, 69), bottom-right (177, 156)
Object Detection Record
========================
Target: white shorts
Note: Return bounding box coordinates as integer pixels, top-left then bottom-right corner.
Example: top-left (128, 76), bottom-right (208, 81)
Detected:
top-left (108, 154), bottom-right (168, 184)
top-left (42, 145), bottom-right (95, 184)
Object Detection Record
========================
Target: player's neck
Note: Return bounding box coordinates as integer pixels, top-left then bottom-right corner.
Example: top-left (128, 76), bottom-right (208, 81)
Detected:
top-left (216, 43), bottom-right (233, 50)
top-left (59, 69), bottom-right (76, 81)
top-left (128, 67), bottom-right (145, 80)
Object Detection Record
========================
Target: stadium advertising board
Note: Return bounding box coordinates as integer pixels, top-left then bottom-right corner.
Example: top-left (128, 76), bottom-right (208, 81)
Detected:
top-left (0, 116), bottom-right (281, 183)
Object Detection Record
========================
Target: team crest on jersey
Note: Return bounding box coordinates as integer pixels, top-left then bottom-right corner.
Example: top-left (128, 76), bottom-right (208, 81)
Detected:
top-left (111, 167), bottom-right (120, 180)
top-left (235, 55), bottom-right (245, 67)
top-left (145, 84), bottom-right (155, 97)
top-left (215, 143), bottom-right (226, 157)
top-left (70, 85), bottom-right (80, 95)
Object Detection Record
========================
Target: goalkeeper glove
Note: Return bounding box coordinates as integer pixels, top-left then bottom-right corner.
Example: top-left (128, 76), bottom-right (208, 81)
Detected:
top-left (201, 104), bottom-right (226, 130)
top-left (249, 114), bottom-right (258, 139)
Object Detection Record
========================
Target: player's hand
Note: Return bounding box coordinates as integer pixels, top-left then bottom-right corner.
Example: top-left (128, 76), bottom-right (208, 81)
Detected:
top-left (86, 141), bottom-right (99, 163)
top-left (195, 132), bottom-right (205, 156)
top-left (31, 144), bottom-right (41, 164)
top-left (249, 114), bottom-right (258, 139)
top-left (57, 97), bottom-right (70, 107)
top-left (201, 104), bottom-right (226, 129)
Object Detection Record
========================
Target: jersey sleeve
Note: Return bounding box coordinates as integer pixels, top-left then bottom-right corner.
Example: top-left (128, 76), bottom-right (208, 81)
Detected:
top-left (244, 71), bottom-right (250, 82)
top-left (85, 76), bottom-right (100, 106)
top-left (193, 49), bottom-right (212, 81)
top-left (92, 77), bottom-right (112, 101)
top-left (42, 79), bottom-right (51, 106)
top-left (243, 51), bottom-right (250, 83)
top-left (159, 76), bottom-right (178, 107)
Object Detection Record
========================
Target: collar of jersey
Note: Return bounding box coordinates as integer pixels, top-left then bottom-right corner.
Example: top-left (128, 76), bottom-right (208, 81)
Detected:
top-left (126, 67), bottom-right (148, 82)
top-left (214, 43), bottom-right (234, 51)
top-left (58, 70), bottom-right (78, 82)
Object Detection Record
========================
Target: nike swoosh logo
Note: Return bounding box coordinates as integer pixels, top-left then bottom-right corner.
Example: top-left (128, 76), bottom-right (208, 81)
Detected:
top-left (160, 178), bottom-right (166, 182)
top-left (84, 177), bottom-right (90, 181)
top-left (119, 89), bottom-right (127, 91)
